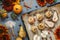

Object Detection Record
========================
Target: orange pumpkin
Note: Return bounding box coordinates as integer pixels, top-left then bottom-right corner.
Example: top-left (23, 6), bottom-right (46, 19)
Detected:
top-left (13, 5), bottom-right (23, 14)
top-left (12, 0), bottom-right (20, 5)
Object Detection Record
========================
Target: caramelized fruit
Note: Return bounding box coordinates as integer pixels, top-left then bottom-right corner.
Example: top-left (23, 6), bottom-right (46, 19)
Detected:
top-left (46, 0), bottom-right (54, 4)
top-left (0, 25), bottom-right (10, 40)
top-left (0, 25), bottom-right (8, 34)
top-left (36, 0), bottom-right (54, 6)
top-left (2, 0), bottom-right (14, 11)
top-left (0, 34), bottom-right (10, 40)
top-left (36, 0), bottom-right (46, 6)
top-left (54, 26), bottom-right (60, 40)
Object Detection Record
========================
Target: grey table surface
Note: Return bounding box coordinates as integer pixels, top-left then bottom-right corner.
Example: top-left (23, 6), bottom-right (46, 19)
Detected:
top-left (0, 0), bottom-right (60, 40)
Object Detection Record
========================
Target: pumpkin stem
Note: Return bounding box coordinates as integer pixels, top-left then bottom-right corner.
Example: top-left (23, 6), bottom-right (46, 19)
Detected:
top-left (16, 8), bottom-right (18, 10)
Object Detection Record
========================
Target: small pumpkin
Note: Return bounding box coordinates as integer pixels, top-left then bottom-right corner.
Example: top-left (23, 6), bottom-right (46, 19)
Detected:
top-left (13, 5), bottom-right (23, 14)
top-left (2, 13), bottom-right (8, 18)
top-left (0, 10), bottom-right (8, 18)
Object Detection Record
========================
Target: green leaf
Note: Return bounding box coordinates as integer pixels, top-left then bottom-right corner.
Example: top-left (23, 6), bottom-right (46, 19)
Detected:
top-left (11, 13), bottom-right (17, 20)
top-left (54, 0), bottom-right (57, 2)
top-left (0, 0), bottom-right (2, 3)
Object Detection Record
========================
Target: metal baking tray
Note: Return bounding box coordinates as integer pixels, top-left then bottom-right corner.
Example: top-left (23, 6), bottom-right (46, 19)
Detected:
top-left (21, 2), bottom-right (60, 40)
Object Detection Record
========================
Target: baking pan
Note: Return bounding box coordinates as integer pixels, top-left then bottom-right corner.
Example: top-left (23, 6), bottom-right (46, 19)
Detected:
top-left (21, 2), bottom-right (60, 40)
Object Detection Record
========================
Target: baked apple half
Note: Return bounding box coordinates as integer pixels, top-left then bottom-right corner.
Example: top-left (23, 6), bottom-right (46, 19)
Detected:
top-left (36, 0), bottom-right (46, 6)
top-left (54, 26), bottom-right (60, 40)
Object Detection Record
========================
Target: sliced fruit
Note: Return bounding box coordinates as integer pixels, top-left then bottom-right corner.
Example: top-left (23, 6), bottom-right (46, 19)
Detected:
top-left (42, 30), bottom-right (48, 35)
top-left (41, 33), bottom-right (47, 38)
top-left (16, 37), bottom-right (22, 40)
top-left (45, 20), bottom-right (54, 28)
top-left (19, 26), bottom-right (26, 38)
top-left (52, 11), bottom-right (58, 22)
top-left (33, 34), bottom-right (41, 40)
